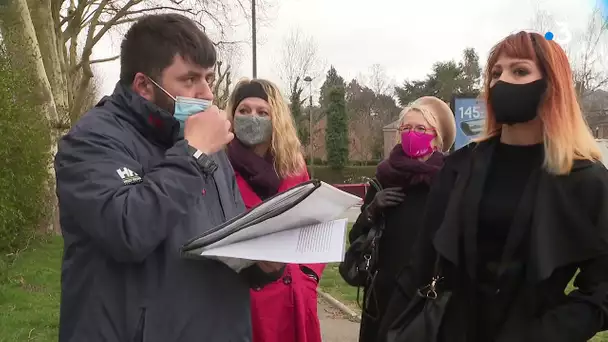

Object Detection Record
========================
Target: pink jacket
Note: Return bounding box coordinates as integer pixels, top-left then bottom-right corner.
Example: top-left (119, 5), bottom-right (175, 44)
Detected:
top-left (234, 170), bottom-right (325, 342)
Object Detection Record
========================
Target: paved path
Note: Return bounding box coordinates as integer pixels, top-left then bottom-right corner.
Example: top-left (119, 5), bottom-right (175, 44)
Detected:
top-left (318, 297), bottom-right (360, 342)
top-left (318, 205), bottom-right (361, 341)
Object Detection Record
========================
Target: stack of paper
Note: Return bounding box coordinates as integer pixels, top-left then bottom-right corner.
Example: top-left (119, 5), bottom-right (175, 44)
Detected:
top-left (181, 180), bottom-right (361, 271)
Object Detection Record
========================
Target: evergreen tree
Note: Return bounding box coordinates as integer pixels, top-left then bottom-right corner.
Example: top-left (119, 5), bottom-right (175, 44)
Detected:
top-left (325, 86), bottom-right (349, 169)
top-left (319, 65), bottom-right (345, 107)
top-left (289, 76), bottom-right (308, 144)
top-left (394, 47), bottom-right (482, 105)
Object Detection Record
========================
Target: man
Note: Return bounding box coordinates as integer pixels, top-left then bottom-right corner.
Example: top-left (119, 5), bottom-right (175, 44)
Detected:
top-left (55, 14), bottom-right (283, 342)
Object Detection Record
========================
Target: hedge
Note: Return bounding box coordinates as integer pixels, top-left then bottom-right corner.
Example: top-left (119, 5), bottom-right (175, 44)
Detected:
top-left (0, 53), bottom-right (52, 275)
top-left (308, 159), bottom-right (380, 166)
top-left (350, 160), bottom-right (381, 166)
top-left (308, 165), bottom-right (377, 184)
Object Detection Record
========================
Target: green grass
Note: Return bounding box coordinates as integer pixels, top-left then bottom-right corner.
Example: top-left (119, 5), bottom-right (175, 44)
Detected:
top-left (320, 223), bottom-right (361, 311)
top-left (594, 330), bottom-right (608, 341)
top-left (0, 235), bottom-right (62, 342)
top-left (0, 231), bottom-right (606, 341)
top-left (567, 280), bottom-right (608, 341)
top-left (320, 263), bottom-right (361, 310)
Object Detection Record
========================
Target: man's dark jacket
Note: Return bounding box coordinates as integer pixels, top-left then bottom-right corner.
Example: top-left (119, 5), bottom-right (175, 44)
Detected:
top-left (55, 83), bottom-right (277, 342)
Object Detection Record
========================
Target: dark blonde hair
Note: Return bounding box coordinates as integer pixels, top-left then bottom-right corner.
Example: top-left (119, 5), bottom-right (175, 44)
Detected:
top-left (227, 78), bottom-right (306, 178)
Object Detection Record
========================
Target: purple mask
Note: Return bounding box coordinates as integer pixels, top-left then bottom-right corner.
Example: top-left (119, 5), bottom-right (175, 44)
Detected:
top-left (401, 131), bottom-right (435, 158)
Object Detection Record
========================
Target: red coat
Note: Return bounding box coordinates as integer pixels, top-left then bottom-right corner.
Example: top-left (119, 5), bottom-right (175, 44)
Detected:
top-left (234, 170), bottom-right (326, 342)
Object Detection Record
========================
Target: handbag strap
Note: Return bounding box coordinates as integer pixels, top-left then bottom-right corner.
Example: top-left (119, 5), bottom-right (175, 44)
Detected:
top-left (364, 177), bottom-right (383, 193)
top-left (432, 253), bottom-right (442, 277)
top-left (418, 253), bottom-right (444, 300)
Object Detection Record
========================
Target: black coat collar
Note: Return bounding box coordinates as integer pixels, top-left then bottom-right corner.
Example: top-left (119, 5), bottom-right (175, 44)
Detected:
top-left (99, 82), bottom-right (180, 148)
top-left (433, 137), bottom-right (608, 283)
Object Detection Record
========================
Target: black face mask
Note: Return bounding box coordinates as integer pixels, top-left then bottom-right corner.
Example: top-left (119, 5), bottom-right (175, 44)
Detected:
top-left (488, 79), bottom-right (547, 125)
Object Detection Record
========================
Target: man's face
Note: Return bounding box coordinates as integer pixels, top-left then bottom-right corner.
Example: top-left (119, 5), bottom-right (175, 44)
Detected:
top-left (133, 54), bottom-right (216, 114)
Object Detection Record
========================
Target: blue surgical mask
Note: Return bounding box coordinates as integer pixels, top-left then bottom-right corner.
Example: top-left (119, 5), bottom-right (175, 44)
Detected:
top-left (148, 77), bottom-right (212, 137)
top-left (174, 96), bottom-right (212, 137)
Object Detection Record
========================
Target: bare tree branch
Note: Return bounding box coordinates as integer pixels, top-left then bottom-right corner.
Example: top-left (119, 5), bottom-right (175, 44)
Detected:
top-left (90, 55), bottom-right (120, 64)
top-left (90, 1), bottom-right (143, 49)
top-left (61, 0), bottom-right (90, 42)
top-left (97, 5), bottom-right (199, 22)
top-left (570, 6), bottom-right (608, 99)
top-left (213, 60), bottom-right (233, 109)
top-left (277, 27), bottom-right (325, 96)
top-left (51, 0), bottom-right (270, 122)
top-left (528, 4), bottom-right (556, 33)
top-left (367, 64), bottom-right (391, 95)
top-left (530, 3), bottom-right (608, 102)
top-left (215, 40), bottom-right (246, 47)
top-left (79, 4), bottom-right (105, 30)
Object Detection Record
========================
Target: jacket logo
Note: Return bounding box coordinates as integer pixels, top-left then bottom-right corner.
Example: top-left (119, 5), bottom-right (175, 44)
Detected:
top-left (116, 167), bottom-right (142, 185)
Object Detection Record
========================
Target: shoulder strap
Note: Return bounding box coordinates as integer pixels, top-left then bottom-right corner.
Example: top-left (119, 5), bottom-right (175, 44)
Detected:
top-left (363, 177), bottom-right (383, 192)
top-left (433, 253), bottom-right (442, 277)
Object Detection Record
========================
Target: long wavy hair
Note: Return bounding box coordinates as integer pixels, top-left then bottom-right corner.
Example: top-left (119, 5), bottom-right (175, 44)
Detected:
top-left (226, 78), bottom-right (306, 178)
top-left (479, 31), bottom-right (601, 175)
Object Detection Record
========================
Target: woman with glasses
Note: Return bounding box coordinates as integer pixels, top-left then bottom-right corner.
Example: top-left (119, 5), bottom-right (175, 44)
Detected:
top-left (345, 96), bottom-right (456, 342)
top-left (381, 31), bottom-right (608, 342)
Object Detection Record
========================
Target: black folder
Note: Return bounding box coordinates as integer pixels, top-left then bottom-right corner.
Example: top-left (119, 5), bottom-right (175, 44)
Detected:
top-left (181, 180), bottom-right (321, 254)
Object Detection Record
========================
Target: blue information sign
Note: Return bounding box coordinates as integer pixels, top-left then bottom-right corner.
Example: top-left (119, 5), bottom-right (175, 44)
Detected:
top-left (453, 98), bottom-right (486, 150)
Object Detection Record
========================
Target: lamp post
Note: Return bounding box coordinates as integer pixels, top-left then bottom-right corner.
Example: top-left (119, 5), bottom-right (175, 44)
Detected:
top-left (304, 76), bottom-right (313, 177)
top-left (251, 0), bottom-right (257, 78)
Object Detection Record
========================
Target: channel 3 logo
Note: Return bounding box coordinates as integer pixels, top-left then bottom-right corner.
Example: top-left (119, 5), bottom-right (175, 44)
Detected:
top-left (534, 0), bottom-right (573, 47)
top-left (545, 22), bottom-right (572, 47)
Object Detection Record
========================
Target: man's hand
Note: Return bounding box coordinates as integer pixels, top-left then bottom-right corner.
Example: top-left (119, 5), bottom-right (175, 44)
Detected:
top-left (257, 261), bottom-right (285, 274)
top-left (184, 105), bottom-right (234, 154)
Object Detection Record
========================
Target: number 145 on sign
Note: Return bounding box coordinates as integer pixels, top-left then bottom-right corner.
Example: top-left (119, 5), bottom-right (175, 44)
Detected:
top-left (458, 106), bottom-right (481, 119)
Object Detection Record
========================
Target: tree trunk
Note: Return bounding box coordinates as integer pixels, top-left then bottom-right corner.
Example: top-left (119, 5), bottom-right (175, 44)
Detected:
top-left (0, 0), bottom-right (61, 233)
top-left (0, 0), bottom-right (59, 125)
top-left (51, 0), bottom-right (72, 113)
top-left (28, 0), bottom-right (70, 126)
top-left (70, 65), bottom-right (94, 123)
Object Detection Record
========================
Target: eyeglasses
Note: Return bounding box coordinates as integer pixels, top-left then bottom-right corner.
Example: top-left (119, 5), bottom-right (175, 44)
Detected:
top-left (399, 125), bottom-right (435, 134)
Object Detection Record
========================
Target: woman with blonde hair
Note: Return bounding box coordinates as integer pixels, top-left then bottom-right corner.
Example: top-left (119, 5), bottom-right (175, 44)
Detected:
top-left (383, 31), bottom-right (608, 342)
top-left (343, 96), bottom-right (455, 342)
top-left (225, 78), bottom-right (325, 342)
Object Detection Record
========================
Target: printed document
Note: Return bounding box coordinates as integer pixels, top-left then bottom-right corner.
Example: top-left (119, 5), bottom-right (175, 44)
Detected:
top-left (182, 181), bottom-right (361, 271)
top-left (199, 219), bottom-right (348, 264)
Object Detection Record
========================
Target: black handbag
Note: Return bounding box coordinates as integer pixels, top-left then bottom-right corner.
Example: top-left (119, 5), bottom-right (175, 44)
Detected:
top-left (385, 255), bottom-right (452, 342)
top-left (338, 179), bottom-right (384, 289)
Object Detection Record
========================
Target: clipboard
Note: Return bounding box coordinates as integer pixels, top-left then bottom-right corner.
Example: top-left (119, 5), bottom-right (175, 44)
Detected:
top-left (181, 180), bottom-right (321, 253)
top-left (179, 180), bottom-right (362, 269)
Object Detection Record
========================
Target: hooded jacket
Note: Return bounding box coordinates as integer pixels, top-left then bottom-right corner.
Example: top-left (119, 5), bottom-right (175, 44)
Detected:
top-left (55, 83), bottom-right (278, 342)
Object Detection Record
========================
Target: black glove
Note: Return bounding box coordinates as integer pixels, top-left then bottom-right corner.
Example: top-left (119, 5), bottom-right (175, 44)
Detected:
top-left (366, 187), bottom-right (405, 221)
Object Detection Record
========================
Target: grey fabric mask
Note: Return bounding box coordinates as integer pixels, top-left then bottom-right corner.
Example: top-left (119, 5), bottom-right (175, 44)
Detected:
top-left (233, 113), bottom-right (273, 146)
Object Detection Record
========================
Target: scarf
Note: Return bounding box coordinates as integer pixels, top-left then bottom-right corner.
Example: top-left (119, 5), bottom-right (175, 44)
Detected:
top-left (226, 139), bottom-right (281, 200)
top-left (375, 144), bottom-right (445, 189)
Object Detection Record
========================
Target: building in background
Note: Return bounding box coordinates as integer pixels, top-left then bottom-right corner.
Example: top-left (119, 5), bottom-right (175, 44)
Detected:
top-left (598, 139), bottom-right (608, 166)
top-left (582, 90), bottom-right (608, 139)
top-left (382, 120), bottom-right (400, 159)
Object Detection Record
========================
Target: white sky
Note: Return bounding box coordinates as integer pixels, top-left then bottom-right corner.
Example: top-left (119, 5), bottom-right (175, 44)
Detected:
top-left (93, 0), bottom-right (597, 98)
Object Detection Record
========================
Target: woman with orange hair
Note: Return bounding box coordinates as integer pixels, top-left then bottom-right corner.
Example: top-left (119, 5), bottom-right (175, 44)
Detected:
top-left (381, 31), bottom-right (608, 342)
